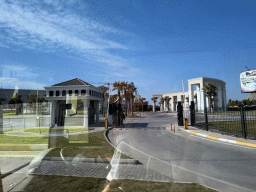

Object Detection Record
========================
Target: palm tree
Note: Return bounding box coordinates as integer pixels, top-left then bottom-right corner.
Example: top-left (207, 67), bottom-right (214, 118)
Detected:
top-left (9, 94), bottom-right (23, 115)
top-left (140, 98), bottom-right (146, 112)
top-left (159, 97), bottom-right (165, 112)
top-left (165, 97), bottom-right (171, 112)
top-left (98, 85), bottom-right (109, 116)
top-left (112, 81), bottom-right (127, 125)
top-left (151, 97), bottom-right (158, 112)
top-left (127, 83), bottom-right (137, 115)
top-left (203, 83), bottom-right (217, 113)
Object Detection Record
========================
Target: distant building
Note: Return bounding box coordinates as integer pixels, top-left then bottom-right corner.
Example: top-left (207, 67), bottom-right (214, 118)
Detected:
top-left (152, 77), bottom-right (227, 112)
top-left (0, 88), bottom-right (45, 105)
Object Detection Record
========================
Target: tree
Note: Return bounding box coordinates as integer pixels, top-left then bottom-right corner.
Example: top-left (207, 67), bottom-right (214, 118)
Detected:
top-left (203, 83), bottom-right (217, 113)
top-left (151, 97), bottom-right (158, 112)
top-left (0, 97), bottom-right (6, 105)
top-left (165, 97), bottom-right (171, 111)
top-left (127, 83), bottom-right (137, 115)
top-left (27, 93), bottom-right (45, 103)
top-left (159, 97), bottom-right (165, 111)
top-left (112, 81), bottom-right (128, 125)
top-left (98, 85), bottom-right (109, 116)
top-left (140, 98), bottom-right (146, 112)
top-left (9, 94), bottom-right (23, 115)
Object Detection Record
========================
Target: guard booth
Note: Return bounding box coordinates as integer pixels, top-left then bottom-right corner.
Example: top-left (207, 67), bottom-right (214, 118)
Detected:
top-left (44, 78), bottom-right (103, 148)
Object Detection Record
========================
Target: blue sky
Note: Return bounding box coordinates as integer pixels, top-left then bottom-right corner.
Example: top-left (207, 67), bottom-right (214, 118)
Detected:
top-left (0, 0), bottom-right (256, 104)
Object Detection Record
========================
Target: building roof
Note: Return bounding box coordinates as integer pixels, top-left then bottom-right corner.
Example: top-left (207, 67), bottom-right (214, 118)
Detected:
top-left (247, 93), bottom-right (256, 101)
top-left (52, 78), bottom-right (92, 87)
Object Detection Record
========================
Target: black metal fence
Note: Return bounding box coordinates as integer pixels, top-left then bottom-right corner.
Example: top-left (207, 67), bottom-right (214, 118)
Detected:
top-left (192, 105), bottom-right (256, 139)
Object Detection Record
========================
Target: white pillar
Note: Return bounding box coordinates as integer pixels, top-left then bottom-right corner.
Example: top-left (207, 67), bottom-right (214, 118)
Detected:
top-left (95, 101), bottom-right (100, 124)
top-left (83, 99), bottom-right (89, 128)
top-left (197, 84), bottom-right (201, 111)
top-left (153, 102), bottom-right (155, 112)
top-left (50, 101), bottom-right (56, 128)
top-left (66, 94), bottom-right (71, 116)
top-left (164, 100), bottom-right (166, 112)
top-left (188, 84), bottom-right (194, 105)
top-left (200, 90), bottom-right (205, 113)
top-left (172, 97), bottom-right (175, 111)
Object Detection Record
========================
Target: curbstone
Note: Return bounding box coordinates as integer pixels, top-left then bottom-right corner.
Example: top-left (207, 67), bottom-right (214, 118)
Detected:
top-left (182, 128), bottom-right (256, 148)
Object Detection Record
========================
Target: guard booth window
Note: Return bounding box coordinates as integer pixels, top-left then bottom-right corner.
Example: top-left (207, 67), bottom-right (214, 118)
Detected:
top-left (62, 90), bottom-right (66, 96)
top-left (49, 91), bottom-right (53, 97)
top-left (56, 91), bottom-right (60, 96)
top-left (68, 90), bottom-right (72, 95)
top-left (81, 90), bottom-right (86, 95)
top-left (75, 90), bottom-right (78, 96)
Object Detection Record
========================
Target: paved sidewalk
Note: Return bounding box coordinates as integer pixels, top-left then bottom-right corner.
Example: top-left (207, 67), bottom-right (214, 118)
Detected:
top-left (29, 159), bottom-right (172, 182)
top-left (178, 125), bottom-right (256, 148)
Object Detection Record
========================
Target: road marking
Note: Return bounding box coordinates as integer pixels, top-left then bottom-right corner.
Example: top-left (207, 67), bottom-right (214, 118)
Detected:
top-left (115, 141), bottom-right (252, 192)
top-left (206, 135), bottom-right (219, 140)
top-left (180, 129), bottom-right (256, 148)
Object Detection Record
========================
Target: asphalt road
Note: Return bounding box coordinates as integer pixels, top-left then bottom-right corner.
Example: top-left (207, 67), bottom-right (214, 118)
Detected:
top-left (108, 112), bottom-right (256, 192)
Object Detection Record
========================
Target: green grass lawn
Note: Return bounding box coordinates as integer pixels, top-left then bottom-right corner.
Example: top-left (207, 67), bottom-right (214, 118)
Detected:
top-left (3, 112), bottom-right (16, 116)
top-left (0, 130), bottom-right (131, 159)
top-left (23, 127), bottom-right (89, 134)
top-left (0, 134), bottom-right (49, 144)
top-left (25, 175), bottom-right (217, 192)
top-left (44, 130), bottom-right (131, 159)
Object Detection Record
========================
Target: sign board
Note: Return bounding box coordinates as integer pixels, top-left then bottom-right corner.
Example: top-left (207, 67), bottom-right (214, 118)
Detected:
top-left (240, 69), bottom-right (256, 93)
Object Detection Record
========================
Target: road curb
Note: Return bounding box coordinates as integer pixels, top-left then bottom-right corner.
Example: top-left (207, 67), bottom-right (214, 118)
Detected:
top-left (181, 128), bottom-right (256, 148)
top-left (104, 127), bottom-right (141, 165)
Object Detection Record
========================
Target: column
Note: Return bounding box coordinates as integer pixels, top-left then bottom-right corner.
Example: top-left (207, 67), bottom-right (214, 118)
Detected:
top-left (95, 101), bottom-right (100, 124)
top-left (50, 101), bottom-right (56, 128)
top-left (188, 84), bottom-right (194, 104)
top-left (164, 100), bottom-right (166, 112)
top-left (172, 97), bottom-right (175, 111)
top-left (153, 102), bottom-right (155, 112)
top-left (83, 99), bottom-right (89, 128)
top-left (66, 94), bottom-right (71, 116)
top-left (200, 90), bottom-right (205, 113)
top-left (197, 84), bottom-right (201, 111)
top-left (218, 87), bottom-right (222, 109)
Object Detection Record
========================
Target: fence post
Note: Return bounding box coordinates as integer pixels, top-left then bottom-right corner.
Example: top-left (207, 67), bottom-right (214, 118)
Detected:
top-left (177, 102), bottom-right (183, 126)
top-left (204, 107), bottom-right (208, 131)
top-left (240, 105), bottom-right (247, 139)
top-left (190, 101), bottom-right (195, 126)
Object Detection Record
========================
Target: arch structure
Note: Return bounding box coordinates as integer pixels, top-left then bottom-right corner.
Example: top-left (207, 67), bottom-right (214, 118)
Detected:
top-left (152, 77), bottom-right (227, 112)
top-left (44, 78), bottom-right (103, 128)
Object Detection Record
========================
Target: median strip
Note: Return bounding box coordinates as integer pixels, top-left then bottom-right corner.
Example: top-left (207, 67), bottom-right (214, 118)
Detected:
top-left (184, 130), bottom-right (256, 148)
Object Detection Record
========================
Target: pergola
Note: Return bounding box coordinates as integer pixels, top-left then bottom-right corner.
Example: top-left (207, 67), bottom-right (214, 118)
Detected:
top-left (44, 78), bottom-right (103, 128)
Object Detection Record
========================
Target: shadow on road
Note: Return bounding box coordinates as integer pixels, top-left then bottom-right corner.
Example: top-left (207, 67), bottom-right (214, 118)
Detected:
top-left (123, 123), bottom-right (149, 128)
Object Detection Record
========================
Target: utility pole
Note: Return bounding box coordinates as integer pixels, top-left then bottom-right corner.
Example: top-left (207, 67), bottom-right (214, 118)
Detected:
top-left (36, 87), bottom-right (38, 116)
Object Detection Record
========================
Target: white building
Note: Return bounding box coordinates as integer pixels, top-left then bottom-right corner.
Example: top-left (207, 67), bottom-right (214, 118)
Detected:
top-left (152, 77), bottom-right (227, 112)
top-left (44, 78), bottom-right (103, 128)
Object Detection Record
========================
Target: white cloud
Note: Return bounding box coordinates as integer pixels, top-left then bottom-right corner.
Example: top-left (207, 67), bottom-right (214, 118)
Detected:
top-left (0, 0), bottom-right (148, 85)
top-left (0, 77), bottom-right (46, 89)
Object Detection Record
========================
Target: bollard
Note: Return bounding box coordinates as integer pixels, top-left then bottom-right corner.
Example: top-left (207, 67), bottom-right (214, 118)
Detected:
top-left (184, 118), bottom-right (188, 129)
top-left (105, 118), bottom-right (108, 129)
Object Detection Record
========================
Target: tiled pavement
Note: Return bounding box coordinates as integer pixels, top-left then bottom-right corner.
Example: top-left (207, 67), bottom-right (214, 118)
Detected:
top-left (30, 159), bottom-right (172, 182)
